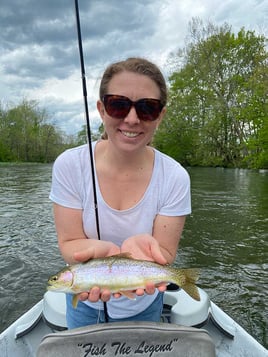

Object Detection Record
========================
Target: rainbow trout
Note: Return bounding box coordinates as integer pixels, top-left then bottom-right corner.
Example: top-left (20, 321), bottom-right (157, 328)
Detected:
top-left (47, 253), bottom-right (200, 307)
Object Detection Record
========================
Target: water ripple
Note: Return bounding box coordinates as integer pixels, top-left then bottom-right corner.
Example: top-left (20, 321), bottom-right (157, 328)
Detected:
top-left (0, 164), bottom-right (267, 348)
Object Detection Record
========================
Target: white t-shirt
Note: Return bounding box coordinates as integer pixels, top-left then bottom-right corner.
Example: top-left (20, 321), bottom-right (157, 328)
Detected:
top-left (49, 141), bottom-right (191, 318)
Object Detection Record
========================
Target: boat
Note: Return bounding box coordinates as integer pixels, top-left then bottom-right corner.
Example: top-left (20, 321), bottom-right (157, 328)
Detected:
top-left (0, 287), bottom-right (267, 356)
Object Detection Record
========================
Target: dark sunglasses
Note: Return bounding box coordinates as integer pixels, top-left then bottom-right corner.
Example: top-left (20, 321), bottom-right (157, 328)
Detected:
top-left (102, 94), bottom-right (164, 121)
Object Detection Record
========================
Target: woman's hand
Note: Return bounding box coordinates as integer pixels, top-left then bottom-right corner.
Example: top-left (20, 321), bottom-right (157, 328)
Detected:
top-left (78, 287), bottom-right (122, 303)
top-left (74, 240), bottom-right (121, 303)
top-left (121, 234), bottom-right (167, 264)
top-left (73, 240), bottom-right (120, 263)
top-left (121, 234), bottom-right (168, 296)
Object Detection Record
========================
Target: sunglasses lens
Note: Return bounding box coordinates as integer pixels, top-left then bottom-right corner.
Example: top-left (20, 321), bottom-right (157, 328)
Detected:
top-left (103, 95), bottom-right (163, 121)
top-left (103, 95), bottom-right (131, 119)
top-left (136, 99), bottom-right (163, 121)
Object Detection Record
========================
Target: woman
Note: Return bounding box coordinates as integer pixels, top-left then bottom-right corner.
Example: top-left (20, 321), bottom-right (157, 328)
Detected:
top-left (50, 57), bottom-right (191, 328)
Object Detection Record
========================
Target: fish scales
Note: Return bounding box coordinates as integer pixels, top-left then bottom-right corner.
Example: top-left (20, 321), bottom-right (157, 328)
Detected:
top-left (71, 258), bottom-right (176, 292)
top-left (47, 254), bottom-right (200, 306)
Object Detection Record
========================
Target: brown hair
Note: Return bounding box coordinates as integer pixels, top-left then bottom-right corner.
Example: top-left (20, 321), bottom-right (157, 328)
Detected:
top-left (99, 57), bottom-right (167, 106)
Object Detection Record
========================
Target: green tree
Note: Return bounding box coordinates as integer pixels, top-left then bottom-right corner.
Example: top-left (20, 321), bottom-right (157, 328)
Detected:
top-left (0, 99), bottom-right (70, 162)
top-left (76, 124), bottom-right (88, 145)
top-left (0, 103), bottom-right (14, 161)
top-left (76, 123), bottom-right (104, 145)
top-left (154, 19), bottom-right (268, 168)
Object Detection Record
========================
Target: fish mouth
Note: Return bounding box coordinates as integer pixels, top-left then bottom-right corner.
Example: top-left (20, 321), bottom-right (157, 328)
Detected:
top-left (47, 284), bottom-right (56, 291)
top-left (46, 281), bottom-right (72, 292)
top-left (47, 281), bottom-right (59, 291)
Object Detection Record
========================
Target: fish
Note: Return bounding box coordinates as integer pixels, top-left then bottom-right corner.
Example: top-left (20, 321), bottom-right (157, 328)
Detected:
top-left (47, 253), bottom-right (200, 308)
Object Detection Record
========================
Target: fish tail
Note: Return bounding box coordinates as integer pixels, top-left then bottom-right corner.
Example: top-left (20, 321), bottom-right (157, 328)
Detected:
top-left (173, 268), bottom-right (200, 301)
top-left (72, 294), bottom-right (79, 308)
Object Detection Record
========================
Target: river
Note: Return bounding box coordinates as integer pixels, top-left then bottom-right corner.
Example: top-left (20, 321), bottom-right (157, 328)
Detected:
top-left (0, 163), bottom-right (267, 348)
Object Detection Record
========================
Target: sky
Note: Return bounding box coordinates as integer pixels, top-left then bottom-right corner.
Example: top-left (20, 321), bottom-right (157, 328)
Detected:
top-left (1, 0), bottom-right (267, 135)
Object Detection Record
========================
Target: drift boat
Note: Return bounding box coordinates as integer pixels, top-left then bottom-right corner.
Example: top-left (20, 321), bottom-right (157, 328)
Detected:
top-left (0, 287), bottom-right (267, 356)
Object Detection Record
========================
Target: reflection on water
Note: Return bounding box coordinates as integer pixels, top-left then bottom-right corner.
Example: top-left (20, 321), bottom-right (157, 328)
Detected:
top-left (0, 164), bottom-right (267, 348)
top-left (0, 163), bottom-right (63, 331)
top-left (179, 168), bottom-right (268, 348)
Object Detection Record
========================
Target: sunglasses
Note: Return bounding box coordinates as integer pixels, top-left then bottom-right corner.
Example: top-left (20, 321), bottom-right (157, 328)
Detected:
top-left (102, 94), bottom-right (164, 121)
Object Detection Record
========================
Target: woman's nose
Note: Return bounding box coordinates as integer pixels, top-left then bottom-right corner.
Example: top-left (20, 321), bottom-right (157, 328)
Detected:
top-left (123, 106), bottom-right (140, 124)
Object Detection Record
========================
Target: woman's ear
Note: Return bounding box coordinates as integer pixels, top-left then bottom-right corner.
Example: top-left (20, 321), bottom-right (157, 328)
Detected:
top-left (156, 106), bottom-right (166, 128)
top-left (97, 100), bottom-right (105, 118)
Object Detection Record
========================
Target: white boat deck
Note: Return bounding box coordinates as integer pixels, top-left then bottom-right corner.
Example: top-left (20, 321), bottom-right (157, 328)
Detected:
top-left (0, 290), bottom-right (267, 357)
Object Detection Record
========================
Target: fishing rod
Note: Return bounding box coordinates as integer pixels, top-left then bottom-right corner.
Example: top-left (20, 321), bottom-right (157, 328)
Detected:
top-left (74, 0), bottom-right (101, 242)
top-left (74, 0), bottom-right (109, 323)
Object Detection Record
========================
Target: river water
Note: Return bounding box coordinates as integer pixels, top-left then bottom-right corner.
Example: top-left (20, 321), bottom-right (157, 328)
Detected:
top-left (0, 163), bottom-right (267, 348)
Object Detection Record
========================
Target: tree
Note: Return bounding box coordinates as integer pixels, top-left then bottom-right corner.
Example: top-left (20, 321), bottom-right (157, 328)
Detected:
top-left (76, 123), bottom-right (104, 145)
top-left (0, 100), bottom-right (69, 162)
top-left (154, 19), bottom-right (268, 168)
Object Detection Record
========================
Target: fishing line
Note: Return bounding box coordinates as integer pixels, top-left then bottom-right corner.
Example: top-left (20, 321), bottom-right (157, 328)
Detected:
top-left (74, 0), bottom-right (109, 322)
top-left (74, 0), bottom-right (100, 241)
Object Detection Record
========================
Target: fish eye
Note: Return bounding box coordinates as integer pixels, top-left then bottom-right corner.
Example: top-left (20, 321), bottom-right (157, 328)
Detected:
top-left (51, 275), bottom-right (58, 281)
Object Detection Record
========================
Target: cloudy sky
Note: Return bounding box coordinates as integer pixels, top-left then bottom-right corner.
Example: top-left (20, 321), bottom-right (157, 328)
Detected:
top-left (1, 0), bottom-right (267, 135)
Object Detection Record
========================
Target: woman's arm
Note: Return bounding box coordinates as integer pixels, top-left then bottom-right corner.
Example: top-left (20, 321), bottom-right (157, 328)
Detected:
top-left (153, 214), bottom-right (186, 264)
top-left (53, 203), bottom-right (121, 302)
top-left (121, 215), bottom-right (185, 264)
top-left (53, 203), bottom-right (120, 264)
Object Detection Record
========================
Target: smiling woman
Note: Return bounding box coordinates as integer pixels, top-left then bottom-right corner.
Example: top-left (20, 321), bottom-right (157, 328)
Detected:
top-left (97, 69), bottom-right (165, 153)
top-left (49, 57), bottom-right (191, 329)
top-left (98, 57), bottom-right (167, 145)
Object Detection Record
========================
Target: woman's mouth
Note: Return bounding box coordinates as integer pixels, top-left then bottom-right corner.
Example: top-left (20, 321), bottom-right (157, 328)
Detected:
top-left (121, 130), bottom-right (140, 138)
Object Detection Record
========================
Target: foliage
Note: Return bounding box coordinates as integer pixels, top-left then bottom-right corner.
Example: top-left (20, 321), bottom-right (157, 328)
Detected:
top-left (154, 19), bottom-right (268, 169)
top-left (2, 20), bottom-right (267, 168)
top-left (76, 123), bottom-right (104, 145)
top-left (0, 100), bottom-right (70, 162)
top-left (0, 100), bottom-right (105, 162)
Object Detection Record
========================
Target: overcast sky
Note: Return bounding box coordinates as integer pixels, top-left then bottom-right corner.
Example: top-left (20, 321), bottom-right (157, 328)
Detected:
top-left (1, 0), bottom-right (267, 135)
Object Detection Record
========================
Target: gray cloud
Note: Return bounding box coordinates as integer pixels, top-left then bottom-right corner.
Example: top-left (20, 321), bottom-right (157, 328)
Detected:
top-left (0, 0), bottom-right (267, 134)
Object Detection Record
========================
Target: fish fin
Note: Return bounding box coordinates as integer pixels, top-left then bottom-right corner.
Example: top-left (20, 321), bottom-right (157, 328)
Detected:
top-left (182, 269), bottom-right (200, 301)
top-left (183, 268), bottom-right (200, 284)
top-left (172, 268), bottom-right (200, 301)
top-left (72, 294), bottom-right (79, 308)
top-left (119, 291), bottom-right (137, 300)
top-left (108, 252), bottom-right (133, 259)
top-left (82, 252), bottom-right (133, 265)
top-left (182, 282), bottom-right (200, 301)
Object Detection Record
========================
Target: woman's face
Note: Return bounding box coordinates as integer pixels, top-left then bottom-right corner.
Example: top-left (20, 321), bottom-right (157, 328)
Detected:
top-left (97, 71), bottom-right (166, 153)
